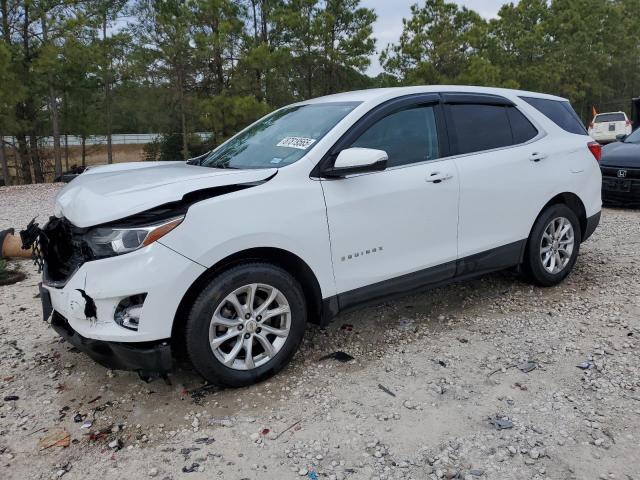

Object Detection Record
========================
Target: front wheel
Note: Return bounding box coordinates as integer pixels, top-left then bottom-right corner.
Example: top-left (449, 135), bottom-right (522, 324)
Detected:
top-left (523, 204), bottom-right (582, 287)
top-left (184, 263), bottom-right (307, 387)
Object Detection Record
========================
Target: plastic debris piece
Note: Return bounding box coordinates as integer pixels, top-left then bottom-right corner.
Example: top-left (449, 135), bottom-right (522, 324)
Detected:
top-left (489, 416), bottom-right (513, 430)
top-left (518, 361), bottom-right (537, 373)
top-left (182, 463), bottom-right (200, 473)
top-left (378, 384), bottom-right (396, 397)
top-left (577, 361), bottom-right (593, 370)
top-left (39, 429), bottom-right (71, 450)
top-left (261, 428), bottom-right (270, 436)
top-left (194, 437), bottom-right (215, 445)
top-left (307, 471), bottom-right (319, 480)
top-left (73, 413), bottom-right (83, 423)
top-left (319, 351), bottom-right (354, 363)
top-left (3, 395), bottom-right (19, 401)
top-left (80, 420), bottom-right (92, 429)
top-left (340, 324), bottom-right (353, 332)
top-left (108, 439), bottom-right (123, 450)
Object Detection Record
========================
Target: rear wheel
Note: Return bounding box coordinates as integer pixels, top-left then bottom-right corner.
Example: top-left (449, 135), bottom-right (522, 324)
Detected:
top-left (185, 263), bottom-right (307, 387)
top-left (523, 204), bottom-right (581, 287)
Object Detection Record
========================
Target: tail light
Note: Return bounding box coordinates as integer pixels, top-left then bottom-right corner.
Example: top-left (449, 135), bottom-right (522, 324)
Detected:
top-left (587, 141), bottom-right (601, 162)
top-left (626, 119), bottom-right (631, 126)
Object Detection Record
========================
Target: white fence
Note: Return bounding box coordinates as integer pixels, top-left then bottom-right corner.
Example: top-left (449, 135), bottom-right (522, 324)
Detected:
top-left (2, 132), bottom-right (211, 147)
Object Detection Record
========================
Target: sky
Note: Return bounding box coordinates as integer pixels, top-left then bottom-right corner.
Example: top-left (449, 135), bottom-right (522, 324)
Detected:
top-left (361, 0), bottom-right (509, 75)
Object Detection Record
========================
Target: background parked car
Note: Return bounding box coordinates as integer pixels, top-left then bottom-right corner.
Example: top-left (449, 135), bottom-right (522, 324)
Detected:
top-left (588, 112), bottom-right (632, 143)
top-left (600, 128), bottom-right (640, 207)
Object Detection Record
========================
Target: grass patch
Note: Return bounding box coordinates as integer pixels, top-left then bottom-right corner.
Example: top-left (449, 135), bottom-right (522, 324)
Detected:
top-left (0, 259), bottom-right (27, 286)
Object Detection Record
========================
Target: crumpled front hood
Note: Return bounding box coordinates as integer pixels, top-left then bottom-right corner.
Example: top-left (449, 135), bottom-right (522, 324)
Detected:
top-left (601, 141), bottom-right (640, 168)
top-left (54, 161), bottom-right (277, 227)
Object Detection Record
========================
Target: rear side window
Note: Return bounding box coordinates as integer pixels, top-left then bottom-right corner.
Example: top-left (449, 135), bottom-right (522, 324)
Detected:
top-left (521, 96), bottom-right (587, 135)
top-left (507, 107), bottom-right (538, 144)
top-left (448, 104), bottom-right (513, 154)
top-left (350, 105), bottom-right (440, 167)
top-left (594, 113), bottom-right (625, 123)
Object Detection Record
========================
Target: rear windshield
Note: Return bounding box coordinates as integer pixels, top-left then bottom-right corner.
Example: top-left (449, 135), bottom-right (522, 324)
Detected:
top-left (520, 97), bottom-right (587, 135)
top-left (594, 113), bottom-right (625, 123)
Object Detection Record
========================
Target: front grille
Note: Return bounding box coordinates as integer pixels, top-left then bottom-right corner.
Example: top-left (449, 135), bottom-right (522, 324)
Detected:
top-left (39, 217), bottom-right (91, 286)
top-left (600, 166), bottom-right (640, 179)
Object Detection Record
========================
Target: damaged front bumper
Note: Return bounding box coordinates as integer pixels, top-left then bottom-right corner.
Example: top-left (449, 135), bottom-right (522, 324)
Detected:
top-left (51, 311), bottom-right (173, 375)
top-left (29, 220), bottom-right (206, 375)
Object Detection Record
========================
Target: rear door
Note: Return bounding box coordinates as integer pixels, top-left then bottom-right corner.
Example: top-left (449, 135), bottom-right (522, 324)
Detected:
top-left (444, 94), bottom-right (551, 272)
top-left (319, 95), bottom-right (460, 304)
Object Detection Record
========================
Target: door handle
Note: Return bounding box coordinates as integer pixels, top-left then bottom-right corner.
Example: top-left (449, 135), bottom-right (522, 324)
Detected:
top-left (529, 152), bottom-right (548, 162)
top-left (426, 172), bottom-right (453, 184)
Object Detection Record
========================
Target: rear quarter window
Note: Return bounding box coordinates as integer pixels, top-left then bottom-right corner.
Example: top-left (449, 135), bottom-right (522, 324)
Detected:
top-left (521, 96), bottom-right (587, 135)
top-left (507, 107), bottom-right (538, 144)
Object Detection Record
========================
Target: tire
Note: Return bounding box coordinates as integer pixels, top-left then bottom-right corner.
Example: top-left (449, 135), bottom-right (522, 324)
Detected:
top-left (184, 262), bottom-right (307, 387)
top-left (523, 204), bottom-right (582, 287)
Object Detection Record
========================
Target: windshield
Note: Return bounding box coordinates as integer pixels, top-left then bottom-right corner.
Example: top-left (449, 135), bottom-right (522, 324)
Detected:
top-left (199, 102), bottom-right (359, 169)
top-left (624, 128), bottom-right (640, 143)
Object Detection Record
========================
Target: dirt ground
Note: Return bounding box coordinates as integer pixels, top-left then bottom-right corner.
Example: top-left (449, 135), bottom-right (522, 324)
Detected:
top-left (1, 184), bottom-right (639, 480)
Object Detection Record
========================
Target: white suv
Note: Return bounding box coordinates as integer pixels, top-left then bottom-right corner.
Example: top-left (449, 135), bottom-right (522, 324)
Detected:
top-left (589, 111), bottom-right (632, 143)
top-left (27, 86), bottom-right (602, 386)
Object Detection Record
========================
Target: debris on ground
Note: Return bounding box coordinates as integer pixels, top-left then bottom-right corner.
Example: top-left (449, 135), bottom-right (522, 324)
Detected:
top-left (377, 383), bottom-right (396, 397)
top-left (489, 416), bottom-right (514, 430)
top-left (517, 361), bottom-right (537, 373)
top-left (319, 351), bottom-right (354, 362)
top-left (38, 429), bottom-right (71, 450)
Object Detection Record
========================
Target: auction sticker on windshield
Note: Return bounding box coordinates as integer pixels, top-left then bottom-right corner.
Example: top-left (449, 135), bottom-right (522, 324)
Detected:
top-left (277, 136), bottom-right (316, 150)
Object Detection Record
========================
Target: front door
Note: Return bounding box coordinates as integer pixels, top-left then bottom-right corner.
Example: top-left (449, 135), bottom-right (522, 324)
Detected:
top-left (320, 102), bottom-right (459, 306)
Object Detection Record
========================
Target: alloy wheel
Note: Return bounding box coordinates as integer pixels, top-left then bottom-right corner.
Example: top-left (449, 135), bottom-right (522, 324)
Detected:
top-left (540, 216), bottom-right (575, 274)
top-left (209, 283), bottom-right (291, 370)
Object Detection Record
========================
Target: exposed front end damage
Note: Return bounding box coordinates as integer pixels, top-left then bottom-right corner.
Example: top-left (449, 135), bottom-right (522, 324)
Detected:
top-left (20, 166), bottom-right (278, 380)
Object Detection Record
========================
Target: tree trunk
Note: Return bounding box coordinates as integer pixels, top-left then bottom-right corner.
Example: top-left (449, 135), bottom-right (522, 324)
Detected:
top-left (0, 134), bottom-right (9, 186)
top-left (29, 134), bottom-right (44, 183)
top-left (64, 134), bottom-right (69, 170)
top-left (16, 134), bottom-right (32, 184)
top-left (81, 135), bottom-right (86, 167)
top-left (1, 0), bottom-right (9, 41)
top-left (41, 13), bottom-right (63, 179)
top-left (177, 68), bottom-right (189, 160)
top-left (103, 16), bottom-right (113, 164)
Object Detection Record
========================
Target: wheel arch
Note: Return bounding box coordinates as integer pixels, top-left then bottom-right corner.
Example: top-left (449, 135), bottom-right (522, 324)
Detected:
top-left (533, 192), bottom-right (588, 241)
top-left (171, 247), bottom-right (325, 346)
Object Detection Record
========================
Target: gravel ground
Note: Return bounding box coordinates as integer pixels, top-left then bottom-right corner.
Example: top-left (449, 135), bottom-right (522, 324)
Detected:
top-left (1, 184), bottom-right (639, 480)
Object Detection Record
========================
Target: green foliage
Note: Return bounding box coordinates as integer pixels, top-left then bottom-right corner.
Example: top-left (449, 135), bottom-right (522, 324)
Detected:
top-left (201, 94), bottom-right (272, 145)
top-left (382, 0), bottom-right (640, 122)
top-left (143, 134), bottom-right (214, 162)
top-left (2, 0), bottom-right (640, 183)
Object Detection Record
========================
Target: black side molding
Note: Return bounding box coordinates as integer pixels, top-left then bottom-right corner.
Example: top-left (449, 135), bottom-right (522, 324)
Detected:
top-left (319, 239), bottom-right (527, 325)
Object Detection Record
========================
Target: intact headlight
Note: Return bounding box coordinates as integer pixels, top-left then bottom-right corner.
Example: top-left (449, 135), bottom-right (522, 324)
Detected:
top-left (84, 216), bottom-right (184, 257)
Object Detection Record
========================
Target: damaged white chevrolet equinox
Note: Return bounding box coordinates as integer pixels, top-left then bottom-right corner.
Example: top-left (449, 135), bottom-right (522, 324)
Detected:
top-left (24, 86), bottom-right (602, 386)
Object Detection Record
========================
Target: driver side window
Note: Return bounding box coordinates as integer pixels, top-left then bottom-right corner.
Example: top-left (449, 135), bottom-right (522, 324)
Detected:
top-left (350, 105), bottom-right (440, 168)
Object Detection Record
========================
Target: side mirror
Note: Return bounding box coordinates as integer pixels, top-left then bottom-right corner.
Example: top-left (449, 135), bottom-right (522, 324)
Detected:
top-left (616, 134), bottom-right (627, 141)
top-left (321, 147), bottom-right (388, 178)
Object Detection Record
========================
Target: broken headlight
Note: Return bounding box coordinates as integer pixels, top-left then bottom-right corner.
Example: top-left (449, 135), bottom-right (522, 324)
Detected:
top-left (84, 216), bottom-right (184, 257)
